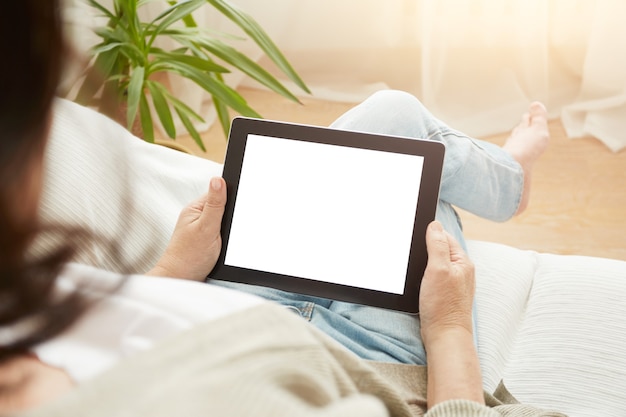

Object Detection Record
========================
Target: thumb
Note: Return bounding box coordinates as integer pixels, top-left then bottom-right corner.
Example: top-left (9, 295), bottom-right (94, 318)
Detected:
top-left (200, 177), bottom-right (227, 226)
top-left (425, 221), bottom-right (451, 266)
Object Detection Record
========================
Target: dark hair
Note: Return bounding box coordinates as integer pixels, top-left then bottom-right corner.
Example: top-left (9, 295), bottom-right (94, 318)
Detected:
top-left (0, 1), bottom-right (89, 362)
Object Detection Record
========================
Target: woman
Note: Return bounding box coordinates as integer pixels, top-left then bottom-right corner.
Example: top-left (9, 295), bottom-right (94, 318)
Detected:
top-left (0, 1), bottom-right (560, 416)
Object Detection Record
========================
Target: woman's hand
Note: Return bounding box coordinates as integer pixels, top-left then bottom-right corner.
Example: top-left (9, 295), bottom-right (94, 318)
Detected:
top-left (419, 221), bottom-right (475, 344)
top-left (419, 221), bottom-right (484, 408)
top-left (147, 177), bottom-right (226, 281)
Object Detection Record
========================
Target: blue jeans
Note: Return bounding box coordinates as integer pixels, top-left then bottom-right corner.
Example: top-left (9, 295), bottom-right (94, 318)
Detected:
top-left (212, 90), bottom-right (523, 365)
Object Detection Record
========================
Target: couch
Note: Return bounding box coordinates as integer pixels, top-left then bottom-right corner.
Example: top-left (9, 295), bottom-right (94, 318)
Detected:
top-left (37, 99), bottom-right (626, 417)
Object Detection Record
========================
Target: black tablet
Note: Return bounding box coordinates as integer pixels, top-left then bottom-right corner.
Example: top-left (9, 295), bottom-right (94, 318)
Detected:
top-left (209, 117), bottom-right (445, 313)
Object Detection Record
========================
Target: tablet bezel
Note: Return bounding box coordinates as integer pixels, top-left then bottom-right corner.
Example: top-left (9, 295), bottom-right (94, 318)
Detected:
top-left (209, 117), bottom-right (445, 313)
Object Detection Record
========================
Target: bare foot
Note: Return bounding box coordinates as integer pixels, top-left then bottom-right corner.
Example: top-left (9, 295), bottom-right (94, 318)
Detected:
top-left (503, 102), bottom-right (550, 215)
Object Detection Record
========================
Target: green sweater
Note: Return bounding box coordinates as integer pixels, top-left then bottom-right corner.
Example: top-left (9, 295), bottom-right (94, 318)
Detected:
top-left (19, 304), bottom-right (566, 417)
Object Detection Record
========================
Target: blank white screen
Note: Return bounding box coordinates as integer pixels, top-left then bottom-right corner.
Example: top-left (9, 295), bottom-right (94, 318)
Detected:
top-left (224, 134), bottom-right (424, 295)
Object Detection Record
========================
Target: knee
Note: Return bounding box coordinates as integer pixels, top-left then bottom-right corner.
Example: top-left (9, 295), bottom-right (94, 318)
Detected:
top-left (366, 90), bottom-right (432, 125)
top-left (357, 90), bottom-right (435, 137)
top-left (331, 89), bottom-right (436, 138)
top-left (366, 90), bottom-right (425, 112)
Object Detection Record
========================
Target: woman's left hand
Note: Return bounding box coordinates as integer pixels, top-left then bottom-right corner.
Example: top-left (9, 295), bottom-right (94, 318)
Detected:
top-left (148, 177), bottom-right (226, 281)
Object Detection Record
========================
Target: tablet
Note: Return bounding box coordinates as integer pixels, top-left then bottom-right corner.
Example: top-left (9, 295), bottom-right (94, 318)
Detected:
top-left (209, 117), bottom-right (445, 313)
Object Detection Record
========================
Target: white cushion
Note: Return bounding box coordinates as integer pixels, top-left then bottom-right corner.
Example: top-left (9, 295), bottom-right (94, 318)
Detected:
top-left (36, 99), bottom-right (222, 272)
top-left (41, 100), bottom-right (626, 417)
top-left (471, 240), bottom-right (626, 417)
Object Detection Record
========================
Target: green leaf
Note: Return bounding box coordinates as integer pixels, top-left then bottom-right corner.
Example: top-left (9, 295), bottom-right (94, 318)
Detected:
top-left (148, 0), bottom-right (205, 47)
top-left (198, 38), bottom-right (300, 103)
top-left (204, 0), bottom-right (310, 94)
top-left (116, 42), bottom-right (146, 66)
top-left (211, 72), bottom-right (233, 138)
top-left (93, 26), bottom-right (118, 42)
top-left (146, 81), bottom-right (176, 138)
top-left (211, 70), bottom-right (230, 139)
top-left (175, 107), bottom-right (206, 152)
top-left (162, 32), bottom-right (210, 60)
top-left (147, 78), bottom-right (209, 149)
top-left (212, 95), bottom-right (231, 139)
top-left (116, 0), bottom-right (137, 22)
top-left (138, 0), bottom-right (162, 7)
top-left (86, 0), bottom-right (116, 19)
top-left (161, 26), bottom-right (244, 42)
top-left (76, 48), bottom-right (121, 104)
top-left (168, 27), bottom-right (283, 104)
top-left (150, 50), bottom-right (229, 73)
top-left (91, 42), bottom-right (122, 55)
top-left (103, 74), bottom-right (127, 82)
top-left (158, 88), bottom-right (205, 123)
top-left (139, 93), bottom-right (155, 143)
top-left (75, 66), bottom-right (103, 105)
top-left (167, 0), bottom-right (200, 27)
top-left (126, 66), bottom-right (145, 131)
top-left (163, 61), bottom-right (260, 118)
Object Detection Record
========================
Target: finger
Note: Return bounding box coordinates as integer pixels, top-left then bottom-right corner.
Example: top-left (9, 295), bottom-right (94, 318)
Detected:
top-left (443, 231), bottom-right (468, 264)
top-left (443, 231), bottom-right (475, 289)
top-left (425, 221), bottom-right (451, 266)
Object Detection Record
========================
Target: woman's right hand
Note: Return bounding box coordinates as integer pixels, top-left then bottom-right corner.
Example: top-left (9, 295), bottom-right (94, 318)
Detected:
top-left (419, 221), bottom-right (484, 408)
top-left (419, 221), bottom-right (475, 346)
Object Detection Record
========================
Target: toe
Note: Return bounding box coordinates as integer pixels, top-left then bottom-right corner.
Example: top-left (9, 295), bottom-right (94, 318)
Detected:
top-left (529, 101), bottom-right (548, 118)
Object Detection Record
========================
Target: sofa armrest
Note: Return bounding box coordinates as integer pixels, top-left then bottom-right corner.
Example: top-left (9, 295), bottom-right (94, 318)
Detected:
top-left (470, 240), bottom-right (626, 417)
top-left (35, 99), bottom-right (221, 273)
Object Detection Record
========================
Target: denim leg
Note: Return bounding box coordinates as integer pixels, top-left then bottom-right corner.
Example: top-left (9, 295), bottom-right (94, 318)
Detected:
top-left (330, 90), bottom-right (524, 223)
top-left (211, 90), bottom-right (524, 365)
top-left (210, 280), bottom-right (423, 363)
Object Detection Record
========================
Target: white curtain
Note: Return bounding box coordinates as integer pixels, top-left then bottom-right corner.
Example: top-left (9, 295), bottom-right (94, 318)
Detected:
top-left (65, 0), bottom-right (626, 151)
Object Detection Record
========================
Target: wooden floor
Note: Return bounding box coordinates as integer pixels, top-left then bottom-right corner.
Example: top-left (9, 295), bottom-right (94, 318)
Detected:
top-left (165, 88), bottom-right (626, 261)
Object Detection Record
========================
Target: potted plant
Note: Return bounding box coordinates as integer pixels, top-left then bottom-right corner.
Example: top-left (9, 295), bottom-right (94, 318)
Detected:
top-left (75, 0), bottom-right (310, 151)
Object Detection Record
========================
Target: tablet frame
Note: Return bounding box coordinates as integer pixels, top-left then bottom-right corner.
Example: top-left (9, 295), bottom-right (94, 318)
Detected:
top-left (209, 117), bottom-right (445, 313)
